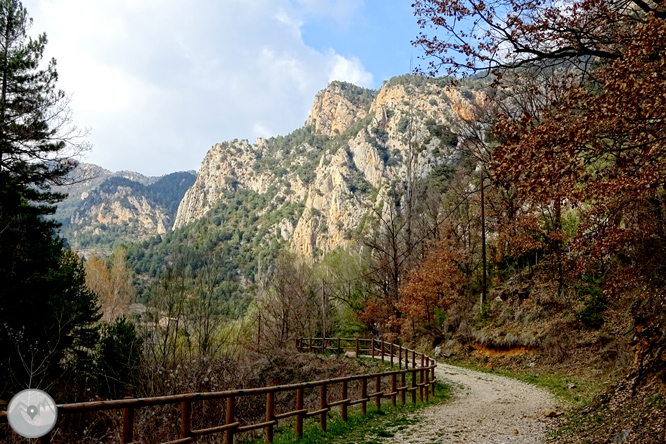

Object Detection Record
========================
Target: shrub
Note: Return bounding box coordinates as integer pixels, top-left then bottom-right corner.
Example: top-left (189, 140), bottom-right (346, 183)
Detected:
top-left (96, 317), bottom-right (143, 398)
top-left (576, 297), bottom-right (607, 329)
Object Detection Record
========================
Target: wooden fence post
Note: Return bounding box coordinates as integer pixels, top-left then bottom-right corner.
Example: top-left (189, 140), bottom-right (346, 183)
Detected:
top-left (419, 367), bottom-right (424, 402)
top-left (371, 339), bottom-right (375, 359)
top-left (425, 368), bottom-right (430, 402)
top-left (309, 337), bottom-right (313, 353)
top-left (320, 383), bottom-right (327, 432)
top-left (390, 343), bottom-right (394, 367)
top-left (361, 377), bottom-right (367, 415)
top-left (400, 372), bottom-right (406, 405)
top-left (375, 375), bottom-right (381, 410)
top-left (412, 350), bottom-right (416, 368)
top-left (122, 398), bottom-right (134, 444)
top-left (181, 401), bottom-right (192, 439)
top-left (296, 388), bottom-right (304, 437)
top-left (432, 363), bottom-right (436, 396)
top-left (381, 340), bottom-right (385, 363)
top-left (341, 380), bottom-right (348, 422)
top-left (391, 373), bottom-right (397, 406)
top-left (337, 337), bottom-right (341, 354)
top-left (266, 392), bottom-right (275, 443)
top-left (355, 338), bottom-right (359, 358)
top-left (225, 396), bottom-right (235, 444)
top-left (411, 369), bottom-right (417, 403)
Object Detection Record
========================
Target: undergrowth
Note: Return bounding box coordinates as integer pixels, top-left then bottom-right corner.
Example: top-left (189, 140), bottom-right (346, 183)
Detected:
top-left (549, 378), bottom-right (666, 444)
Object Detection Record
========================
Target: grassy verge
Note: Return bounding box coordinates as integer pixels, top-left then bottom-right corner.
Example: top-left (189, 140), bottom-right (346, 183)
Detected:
top-left (441, 357), bottom-right (605, 405)
top-left (240, 381), bottom-right (451, 444)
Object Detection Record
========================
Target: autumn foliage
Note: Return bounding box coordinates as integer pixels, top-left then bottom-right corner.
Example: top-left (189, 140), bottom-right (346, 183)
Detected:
top-left (492, 15), bottom-right (666, 379)
top-left (413, 0), bottom-right (666, 378)
top-left (399, 236), bottom-right (465, 336)
top-left (84, 248), bottom-right (136, 323)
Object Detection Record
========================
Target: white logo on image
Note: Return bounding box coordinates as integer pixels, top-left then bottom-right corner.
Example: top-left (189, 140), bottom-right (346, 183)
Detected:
top-left (7, 389), bottom-right (58, 438)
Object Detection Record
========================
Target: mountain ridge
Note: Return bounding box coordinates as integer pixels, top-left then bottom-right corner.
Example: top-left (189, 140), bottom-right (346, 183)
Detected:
top-left (173, 75), bottom-right (471, 258)
top-left (54, 165), bottom-right (196, 256)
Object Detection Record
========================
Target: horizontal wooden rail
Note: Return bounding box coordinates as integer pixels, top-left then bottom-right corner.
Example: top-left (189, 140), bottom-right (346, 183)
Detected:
top-left (0, 338), bottom-right (436, 444)
top-left (191, 422), bottom-right (240, 437)
top-left (274, 409), bottom-right (307, 420)
top-left (303, 407), bottom-right (330, 417)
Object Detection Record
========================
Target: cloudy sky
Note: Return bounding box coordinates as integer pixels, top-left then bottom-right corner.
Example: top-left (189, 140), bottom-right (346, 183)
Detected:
top-left (23, 0), bottom-right (423, 176)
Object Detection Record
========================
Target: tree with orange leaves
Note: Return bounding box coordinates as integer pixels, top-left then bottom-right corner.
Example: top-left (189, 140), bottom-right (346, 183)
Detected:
top-left (413, 0), bottom-right (666, 379)
top-left (399, 235), bottom-right (466, 339)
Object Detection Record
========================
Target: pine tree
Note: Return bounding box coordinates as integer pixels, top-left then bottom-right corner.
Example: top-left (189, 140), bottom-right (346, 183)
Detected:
top-left (0, 0), bottom-right (99, 399)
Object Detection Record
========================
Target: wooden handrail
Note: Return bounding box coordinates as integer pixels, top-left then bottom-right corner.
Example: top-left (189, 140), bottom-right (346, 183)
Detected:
top-left (0, 338), bottom-right (437, 444)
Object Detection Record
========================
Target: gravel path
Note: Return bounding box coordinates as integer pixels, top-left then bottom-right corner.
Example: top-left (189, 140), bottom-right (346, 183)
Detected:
top-left (383, 363), bottom-right (559, 444)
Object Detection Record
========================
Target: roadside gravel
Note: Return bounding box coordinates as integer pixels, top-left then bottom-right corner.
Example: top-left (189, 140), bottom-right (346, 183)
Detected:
top-left (383, 363), bottom-right (559, 444)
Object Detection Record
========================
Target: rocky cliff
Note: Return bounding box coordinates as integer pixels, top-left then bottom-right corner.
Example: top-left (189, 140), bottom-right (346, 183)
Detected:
top-left (57, 169), bottom-right (196, 255)
top-left (305, 81), bottom-right (374, 137)
top-left (54, 163), bottom-right (159, 222)
top-left (173, 76), bottom-right (470, 258)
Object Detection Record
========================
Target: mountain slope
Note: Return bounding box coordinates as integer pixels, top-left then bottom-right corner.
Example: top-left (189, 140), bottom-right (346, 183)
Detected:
top-left (53, 163), bottom-right (158, 223)
top-left (121, 75), bottom-right (485, 308)
top-left (173, 76), bottom-right (467, 258)
top-left (56, 169), bottom-right (196, 255)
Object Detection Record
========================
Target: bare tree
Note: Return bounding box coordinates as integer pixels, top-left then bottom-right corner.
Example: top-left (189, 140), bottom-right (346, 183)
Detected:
top-left (256, 253), bottom-right (319, 349)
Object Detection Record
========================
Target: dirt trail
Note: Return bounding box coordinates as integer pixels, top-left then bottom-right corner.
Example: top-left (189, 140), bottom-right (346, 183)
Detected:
top-left (383, 363), bottom-right (559, 443)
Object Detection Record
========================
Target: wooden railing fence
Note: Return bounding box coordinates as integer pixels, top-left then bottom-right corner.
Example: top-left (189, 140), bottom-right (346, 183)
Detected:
top-left (0, 338), bottom-right (436, 444)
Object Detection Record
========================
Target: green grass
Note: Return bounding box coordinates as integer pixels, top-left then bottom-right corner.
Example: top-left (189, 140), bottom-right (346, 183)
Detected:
top-left (441, 358), bottom-right (605, 405)
top-left (240, 382), bottom-right (451, 444)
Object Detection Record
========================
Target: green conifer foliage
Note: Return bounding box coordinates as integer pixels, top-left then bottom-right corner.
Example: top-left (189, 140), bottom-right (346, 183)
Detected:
top-left (0, 0), bottom-right (99, 399)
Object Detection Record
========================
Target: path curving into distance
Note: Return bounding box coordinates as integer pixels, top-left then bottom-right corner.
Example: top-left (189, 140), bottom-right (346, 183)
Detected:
top-left (383, 363), bottom-right (559, 444)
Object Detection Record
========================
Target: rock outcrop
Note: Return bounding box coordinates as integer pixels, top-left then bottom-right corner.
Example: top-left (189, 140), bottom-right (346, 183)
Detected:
top-left (172, 75), bottom-right (466, 258)
top-left (306, 81), bottom-right (372, 137)
top-left (58, 170), bottom-right (196, 254)
top-left (71, 181), bottom-right (171, 236)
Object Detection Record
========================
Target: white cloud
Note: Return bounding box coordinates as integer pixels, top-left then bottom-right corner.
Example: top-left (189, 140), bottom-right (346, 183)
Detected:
top-left (22, 0), bottom-right (372, 176)
top-left (328, 53), bottom-right (374, 87)
top-left (275, 9), bottom-right (303, 32)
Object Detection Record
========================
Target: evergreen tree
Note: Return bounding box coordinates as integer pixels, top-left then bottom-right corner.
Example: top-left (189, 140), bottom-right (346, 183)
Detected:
top-left (0, 0), bottom-right (98, 399)
top-left (0, 0), bottom-right (87, 207)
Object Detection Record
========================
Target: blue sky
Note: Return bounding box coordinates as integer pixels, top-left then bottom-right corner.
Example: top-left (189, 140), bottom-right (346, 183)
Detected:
top-left (23, 0), bottom-right (425, 176)
top-left (300, 1), bottom-right (422, 84)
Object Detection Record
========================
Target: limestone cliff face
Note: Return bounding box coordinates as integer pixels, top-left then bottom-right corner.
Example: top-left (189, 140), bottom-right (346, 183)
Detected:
top-left (173, 76), bottom-right (467, 257)
top-left (60, 171), bottom-right (195, 253)
top-left (72, 182), bottom-right (170, 237)
top-left (306, 81), bottom-right (371, 137)
top-left (54, 163), bottom-right (158, 223)
top-left (174, 137), bottom-right (308, 229)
